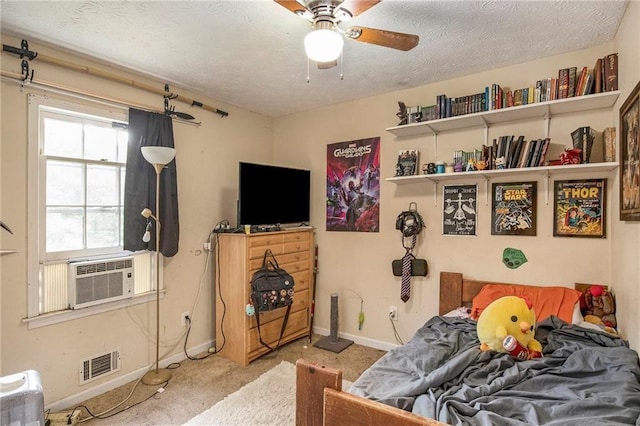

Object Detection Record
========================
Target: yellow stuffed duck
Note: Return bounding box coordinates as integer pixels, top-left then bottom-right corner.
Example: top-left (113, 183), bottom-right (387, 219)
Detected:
top-left (477, 296), bottom-right (543, 359)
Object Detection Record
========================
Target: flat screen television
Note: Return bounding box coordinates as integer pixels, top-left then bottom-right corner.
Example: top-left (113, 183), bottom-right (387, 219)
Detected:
top-left (238, 162), bottom-right (311, 227)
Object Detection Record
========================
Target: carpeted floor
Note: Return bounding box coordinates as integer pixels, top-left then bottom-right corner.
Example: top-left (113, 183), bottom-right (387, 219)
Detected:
top-left (69, 336), bottom-right (385, 425)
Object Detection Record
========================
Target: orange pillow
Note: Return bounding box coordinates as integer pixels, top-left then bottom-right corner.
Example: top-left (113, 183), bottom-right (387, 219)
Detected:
top-left (471, 284), bottom-right (582, 323)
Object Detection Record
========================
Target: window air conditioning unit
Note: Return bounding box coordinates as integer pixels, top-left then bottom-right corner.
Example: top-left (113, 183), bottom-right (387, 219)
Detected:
top-left (68, 257), bottom-right (134, 309)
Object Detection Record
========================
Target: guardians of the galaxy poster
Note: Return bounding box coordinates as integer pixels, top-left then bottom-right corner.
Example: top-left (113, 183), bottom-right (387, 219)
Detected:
top-left (326, 137), bottom-right (380, 232)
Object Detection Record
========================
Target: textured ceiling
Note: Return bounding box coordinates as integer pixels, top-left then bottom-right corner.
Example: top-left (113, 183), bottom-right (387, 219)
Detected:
top-left (0, 0), bottom-right (628, 118)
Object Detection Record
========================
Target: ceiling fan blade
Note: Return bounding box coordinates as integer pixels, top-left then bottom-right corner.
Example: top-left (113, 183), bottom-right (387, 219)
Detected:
top-left (274, 0), bottom-right (308, 15)
top-left (317, 60), bottom-right (338, 69)
top-left (340, 0), bottom-right (381, 17)
top-left (346, 26), bottom-right (419, 51)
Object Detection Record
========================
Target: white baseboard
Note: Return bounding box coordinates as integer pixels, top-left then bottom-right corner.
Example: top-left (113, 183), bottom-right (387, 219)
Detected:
top-left (312, 326), bottom-right (398, 352)
top-left (46, 340), bottom-right (214, 412)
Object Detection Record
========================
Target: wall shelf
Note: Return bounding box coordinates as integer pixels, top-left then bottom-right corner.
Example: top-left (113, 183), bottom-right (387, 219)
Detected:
top-left (387, 162), bottom-right (619, 206)
top-left (386, 162), bottom-right (619, 185)
top-left (385, 91), bottom-right (621, 137)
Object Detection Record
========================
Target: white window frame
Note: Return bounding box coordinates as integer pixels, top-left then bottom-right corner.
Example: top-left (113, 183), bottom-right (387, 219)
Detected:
top-left (26, 94), bottom-right (159, 328)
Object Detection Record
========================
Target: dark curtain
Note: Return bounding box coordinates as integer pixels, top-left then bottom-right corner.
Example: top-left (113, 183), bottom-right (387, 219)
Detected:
top-left (123, 108), bottom-right (179, 257)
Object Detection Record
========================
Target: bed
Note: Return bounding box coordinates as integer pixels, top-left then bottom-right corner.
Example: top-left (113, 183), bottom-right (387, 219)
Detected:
top-left (295, 271), bottom-right (640, 425)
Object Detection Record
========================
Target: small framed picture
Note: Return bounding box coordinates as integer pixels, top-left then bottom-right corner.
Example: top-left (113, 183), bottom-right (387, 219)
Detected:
top-left (491, 182), bottom-right (537, 236)
top-left (554, 179), bottom-right (606, 238)
top-left (620, 80), bottom-right (640, 221)
top-left (395, 149), bottom-right (419, 176)
top-left (442, 184), bottom-right (477, 236)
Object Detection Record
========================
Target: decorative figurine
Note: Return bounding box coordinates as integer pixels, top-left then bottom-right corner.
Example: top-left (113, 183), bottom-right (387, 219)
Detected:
top-left (396, 101), bottom-right (408, 126)
top-left (474, 159), bottom-right (487, 170)
top-left (465, 159), bottom-right (475, 172)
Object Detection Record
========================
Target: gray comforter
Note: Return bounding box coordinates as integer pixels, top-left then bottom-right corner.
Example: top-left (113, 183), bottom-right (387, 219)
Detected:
top-left (349, 316), bottom-right (640, 425)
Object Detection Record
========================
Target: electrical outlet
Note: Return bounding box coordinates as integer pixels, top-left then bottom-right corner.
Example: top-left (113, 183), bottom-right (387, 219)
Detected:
top-left (181, 311), bottom-right (190, 327)
top-left (389, 306), bottom-right (398, 321)
top-left (203, 242), bottom-right (211, 251)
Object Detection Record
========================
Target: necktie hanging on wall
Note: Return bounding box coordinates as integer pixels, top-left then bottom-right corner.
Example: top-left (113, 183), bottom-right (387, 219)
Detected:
top-left (394, 202), bottom-right (426, 303)
top-left (400, 234), bottom-right (416, 302)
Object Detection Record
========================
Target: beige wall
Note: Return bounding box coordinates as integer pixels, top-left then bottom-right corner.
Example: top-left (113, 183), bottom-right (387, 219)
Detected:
top-left (274, 5), bottom-right (639, 351)
top-left (0, 34), bottom-right (274, 405)
top-left (1, 1), bottom-right (638, 408)
top-left (610, 0), bottom-right (640, 351)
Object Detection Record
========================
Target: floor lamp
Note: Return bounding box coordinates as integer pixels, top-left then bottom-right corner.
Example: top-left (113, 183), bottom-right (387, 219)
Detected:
top-left (140, 146), bottom-right (176, 386)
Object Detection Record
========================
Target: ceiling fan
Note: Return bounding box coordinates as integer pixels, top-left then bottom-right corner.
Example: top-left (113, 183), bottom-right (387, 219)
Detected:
top-left (275, 0), bottom-right (419, 69)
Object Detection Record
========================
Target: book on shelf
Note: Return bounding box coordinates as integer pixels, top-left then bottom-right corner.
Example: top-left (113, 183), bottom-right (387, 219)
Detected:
top-left (603, 127), bottom-right (616, 162)
top-left (571, 127), bottom-right (603, 164)
top-left (575, 66), bottom-right (588, 97)
top-left (594, 57), bottom-right (603, 93)
top-left (535, 138), bottom-right (551, 166)
top-left (604, 53), bottom-right (618, 91)
top-left (589, 129), bottom-right (604, 163)
top-left (508, 136), bottom-right (525, 168)
top-left (568, 66), bottom-right (578, 97)
top-left (395, 149), bottom-right (419, 176)
top-left (516, 139), bottom-right (531, 168)
top-left (571, 127), bottom-right (588, 163)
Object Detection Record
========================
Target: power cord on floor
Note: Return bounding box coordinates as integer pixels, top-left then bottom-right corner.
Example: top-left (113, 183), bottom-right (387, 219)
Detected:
top-left (389, 312), bottom-right (405, 345)
top-left (74, 375), bottom-right (169, 422)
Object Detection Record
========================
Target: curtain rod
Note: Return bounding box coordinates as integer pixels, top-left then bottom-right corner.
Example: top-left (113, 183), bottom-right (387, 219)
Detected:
top-left (2, 40), bottom-right (229, 118)
top-left (1, 70), bottom-right (202, 127)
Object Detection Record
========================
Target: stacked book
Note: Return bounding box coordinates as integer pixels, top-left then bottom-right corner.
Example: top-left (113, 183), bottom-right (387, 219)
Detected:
top-left (401, 52), bottom-right (618, 124)
top-left (480, 136), bottom-right (551, 170)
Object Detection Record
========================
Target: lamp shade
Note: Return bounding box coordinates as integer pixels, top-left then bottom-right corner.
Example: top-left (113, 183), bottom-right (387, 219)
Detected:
top-left (141, 146), bottom-right (176, 166)
top-left (304, 28), bottom-right (344, 62)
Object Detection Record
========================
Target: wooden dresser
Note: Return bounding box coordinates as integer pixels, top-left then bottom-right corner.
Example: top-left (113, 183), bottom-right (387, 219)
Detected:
top-left (215, 228), bottom-right (314, 366)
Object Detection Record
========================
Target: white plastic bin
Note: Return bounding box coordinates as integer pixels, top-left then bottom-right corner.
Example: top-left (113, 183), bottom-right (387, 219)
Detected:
top-left (0, 370), bottom-right (44, 426)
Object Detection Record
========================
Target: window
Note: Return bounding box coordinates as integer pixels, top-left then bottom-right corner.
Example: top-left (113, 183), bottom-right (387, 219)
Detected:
top-left (27, 94), bottom-right (153, 323)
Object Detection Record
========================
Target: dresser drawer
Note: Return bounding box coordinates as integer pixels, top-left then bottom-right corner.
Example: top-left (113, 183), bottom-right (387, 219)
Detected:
top-left (283, 231), bottom-right (310, 243)
top-left (291, 270), bottom-right (311, 291)
top-left (249, 234), bottom-right (285, 248)
top-left (248, 308), bottom-right (308, 353)
top-left (283, 239), bottom-right (310, 254)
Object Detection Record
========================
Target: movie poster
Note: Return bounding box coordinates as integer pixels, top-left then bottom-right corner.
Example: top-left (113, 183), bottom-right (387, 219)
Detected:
top-left (553, 179), bottom-right (606, 238)
top-left (442, 184), bottom-right (477, 236)
top-left (326, 137), bottom-right (380, 232)
top-left (491, 181), bottom-right (537, 236)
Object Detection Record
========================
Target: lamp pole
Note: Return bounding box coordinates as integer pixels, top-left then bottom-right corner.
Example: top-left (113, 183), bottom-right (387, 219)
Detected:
top-left (140, 146), bottom-right (175, 386)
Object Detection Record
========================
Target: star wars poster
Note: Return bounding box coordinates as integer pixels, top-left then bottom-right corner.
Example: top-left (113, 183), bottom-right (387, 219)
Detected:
top-left (326, 137), bottom-right (380, 232)
top-left (491, 181), bottom-right (537, 236)
top-left (443, 184), bottom-right (477, 236)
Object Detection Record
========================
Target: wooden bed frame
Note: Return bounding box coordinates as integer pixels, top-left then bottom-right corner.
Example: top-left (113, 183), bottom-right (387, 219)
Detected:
top-left (295, 271), bottom-right (531, 426)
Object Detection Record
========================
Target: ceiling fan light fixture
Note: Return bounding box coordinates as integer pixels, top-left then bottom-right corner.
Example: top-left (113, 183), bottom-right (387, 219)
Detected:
top-left (304, 27), bottom-right (344, 62)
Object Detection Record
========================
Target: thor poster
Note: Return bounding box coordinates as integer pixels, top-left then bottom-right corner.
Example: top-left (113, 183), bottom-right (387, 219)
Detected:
top-left (326, 137), bottom-right (380, 232)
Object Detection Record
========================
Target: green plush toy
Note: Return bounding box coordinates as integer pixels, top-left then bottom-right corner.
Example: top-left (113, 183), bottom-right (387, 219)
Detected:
top-left (477, 295), bottom-right (543, 357)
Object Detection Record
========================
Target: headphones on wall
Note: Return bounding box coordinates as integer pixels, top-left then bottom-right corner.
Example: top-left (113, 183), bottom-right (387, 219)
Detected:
top-left (395, 202), bottom-right (424, 238)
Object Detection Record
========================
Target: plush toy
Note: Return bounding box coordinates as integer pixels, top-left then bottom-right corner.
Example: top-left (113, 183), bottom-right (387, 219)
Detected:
top-left (583, 314), bottom-right (618, 335)
top-left (477, 296), bottom-right (542, 359)
top-left (580, 285), bottom-right (617, 328)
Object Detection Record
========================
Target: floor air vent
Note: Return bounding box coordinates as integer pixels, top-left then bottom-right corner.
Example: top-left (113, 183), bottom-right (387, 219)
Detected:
top-left (80, 349), bottom-right (120, 385)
